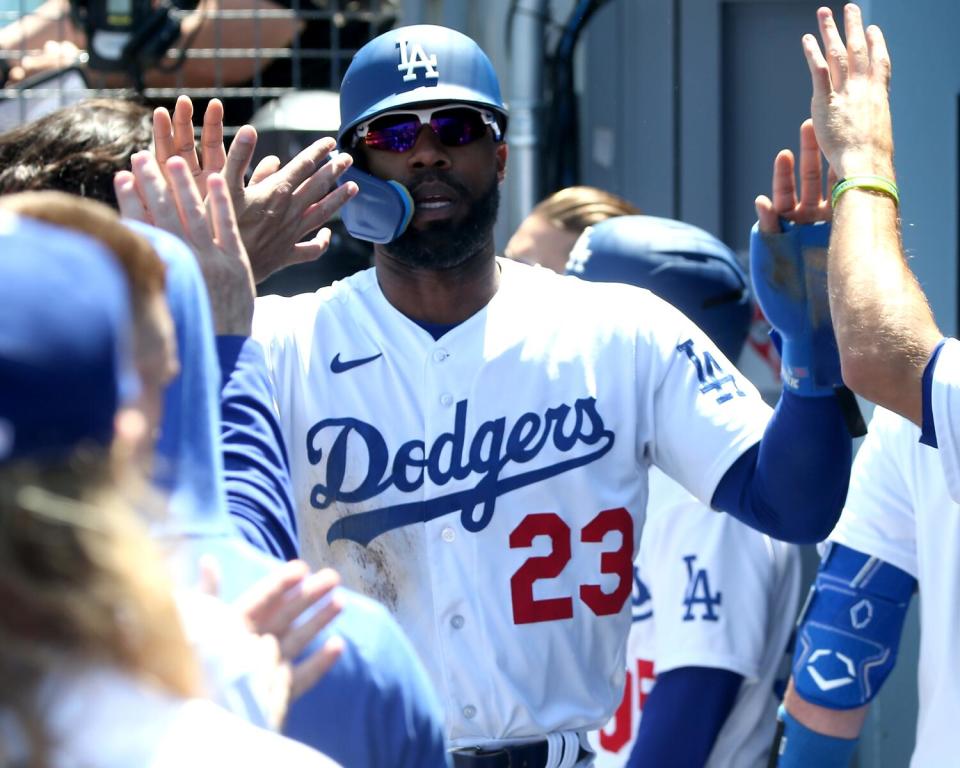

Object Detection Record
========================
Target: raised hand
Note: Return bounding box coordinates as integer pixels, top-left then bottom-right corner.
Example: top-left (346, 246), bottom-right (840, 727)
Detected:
top-left (151, 95), bottom-right (359, 284)
top-left (220, 126), bottom-right (358, 283)
top-left (115, 150), bottom-right (256, 335)
top-left (755, 119), bottom-right (836, 234)
top-left (801, 4), bottom-right (895, 180)
top-left (232, 559), bottom-right (344, 701)
top-left (153, 95), bottom-right (229, 200)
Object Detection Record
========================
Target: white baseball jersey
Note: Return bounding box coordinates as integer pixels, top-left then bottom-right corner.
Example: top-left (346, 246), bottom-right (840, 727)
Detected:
top-left (829, 405), bottom-right (960, 767)
top-left (588, 468), bottom-right (799, 768)
top-left (252, 258), bottom-right (771, 750)
top-left (929, 337), bottom-right (960, 503)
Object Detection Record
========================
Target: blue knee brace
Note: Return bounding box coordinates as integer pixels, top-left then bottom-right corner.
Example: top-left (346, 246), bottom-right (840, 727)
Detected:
top-left (792, 542), bottom-right (916, 709)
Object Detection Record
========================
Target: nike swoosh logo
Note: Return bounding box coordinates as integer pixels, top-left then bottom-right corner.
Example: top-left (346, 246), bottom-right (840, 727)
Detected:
top-left (330, 352), bottom-right (383, 373)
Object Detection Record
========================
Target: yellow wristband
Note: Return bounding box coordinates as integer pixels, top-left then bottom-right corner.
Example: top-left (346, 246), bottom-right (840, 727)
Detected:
top-left (831, 175), bottom-right (899, 209)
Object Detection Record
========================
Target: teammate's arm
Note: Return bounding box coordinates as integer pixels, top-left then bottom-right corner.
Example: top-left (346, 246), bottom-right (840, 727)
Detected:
top-left (219, 335), bottom-right (300, 560)
top-left (117, 148), bottom-right (300, 559)
top-left (801, 4), bottom-right (941, 426)
top-left (773, 680), bottom-right (864, 767)
top-left (772, 543), bottom-right (916, 767)
top-left (712, 118), bottom-right (851, 544)
top-left (628, 667), bottom-right (742, 768)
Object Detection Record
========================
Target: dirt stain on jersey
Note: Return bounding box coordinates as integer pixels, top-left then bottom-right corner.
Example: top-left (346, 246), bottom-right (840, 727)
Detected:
top-left (298, 500), bottom-right (415, 614)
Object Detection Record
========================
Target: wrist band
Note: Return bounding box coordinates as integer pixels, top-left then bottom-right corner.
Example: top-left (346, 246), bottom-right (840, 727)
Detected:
top-left (831, 175), bottom-right (899, 209)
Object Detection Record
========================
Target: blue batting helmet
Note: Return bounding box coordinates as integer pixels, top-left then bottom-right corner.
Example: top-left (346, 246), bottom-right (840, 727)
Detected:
top-left (338, 24), bottom-right (508, 147)
top-left (567, 215), bottom-right (752, 361)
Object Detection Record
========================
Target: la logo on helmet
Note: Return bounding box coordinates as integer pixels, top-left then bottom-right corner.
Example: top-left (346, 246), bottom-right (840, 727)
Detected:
top-left (396, 39), bottom-right (439, 82)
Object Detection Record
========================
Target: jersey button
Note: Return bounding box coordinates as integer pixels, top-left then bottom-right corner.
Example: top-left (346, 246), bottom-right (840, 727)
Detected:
top-left (441, 527), bottom-right (456, 542)
top-left (433, 349), bottom-right (449, 363)
top-left (462, 705), bottom-right (477, 720)
top-left (440, 393), bottom-right (454, 407)
top-left (450, 614), bottom-right (465, 629)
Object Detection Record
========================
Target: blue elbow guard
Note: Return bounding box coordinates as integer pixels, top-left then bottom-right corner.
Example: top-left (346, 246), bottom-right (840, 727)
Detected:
top-left (749, 220), bottom-right (840, 396)
top-left (338, 165), bottom-right (414, 244)
top-left (792, 542), bottom-right (916, 709)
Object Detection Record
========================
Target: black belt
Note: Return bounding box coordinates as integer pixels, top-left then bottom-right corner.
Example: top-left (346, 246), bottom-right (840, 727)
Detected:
top-left (451, 742), bottom-right (588, 768)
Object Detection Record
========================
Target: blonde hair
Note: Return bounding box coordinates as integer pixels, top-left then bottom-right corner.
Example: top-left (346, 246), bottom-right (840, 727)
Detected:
top-left (531, 186), bottom-right (641, 233)
top-left (0, 451), bottom-right (199, 767)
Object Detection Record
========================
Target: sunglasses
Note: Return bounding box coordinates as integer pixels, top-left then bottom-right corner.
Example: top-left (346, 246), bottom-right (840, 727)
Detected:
top-left (353, 104), bottom-right (502, 153)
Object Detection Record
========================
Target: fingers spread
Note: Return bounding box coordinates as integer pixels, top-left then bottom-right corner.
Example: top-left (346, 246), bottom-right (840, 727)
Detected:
top-left (755, 195), bottom-right (781, 234)
top-left (298, 182), bottom-right (358, 241)
top-left (166, 157), bottom-right (212, 248)
top-left (866, 24), bottom-right (891, 85)
top-left (172, 95), bottom-right (201, 175)
top-left (236, 560), bottom-right (311, 629)
top-left (279, 587), bottom-right (343, 663)
top-left (265, 567), bottom-right (341, 637)
top-left (130, 151), bottom-right (183, 237)
top-left (817, 7), bottom-right (848, 90)
top-left (291, 635), bottom-right (344, 700)
top-left (152, 107), bottom-right (176, 165)
top-left (114, 171), bottom-right (148, 222)
top-left (802, 33), bottom-right (832, 97)
top-left (200, 99), bottom-right (227, 175)
top-left (843, 3), bottom-right (869, 76)
top-left (771, 149), bottom-right (797, 215)
top-left (284, 138), bottom-right (340, 193)
top-left (225, 125), bottom-right (258, 192)
top-left (798, 119), bottom-right (824, 208)
top-left (250, 153), bottom-right (281, 185)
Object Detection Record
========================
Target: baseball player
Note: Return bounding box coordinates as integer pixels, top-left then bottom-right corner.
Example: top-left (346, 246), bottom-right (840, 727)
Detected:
top-left (762, 12), bottom-right (948, 759)
top-left (233, 23), bottom-right (856, 767)
top-left (800, 4), bottom-right (960, 498)
top-left (568, 216), bottom-right (800, 768)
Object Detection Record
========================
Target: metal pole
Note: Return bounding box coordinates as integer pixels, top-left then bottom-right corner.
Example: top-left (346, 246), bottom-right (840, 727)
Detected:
top-left (503, 0), bottom-right (548, 241)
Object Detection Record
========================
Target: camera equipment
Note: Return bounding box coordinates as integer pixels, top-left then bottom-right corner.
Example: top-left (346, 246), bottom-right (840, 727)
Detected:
top-left (69, 0), bottom-right (181, 86)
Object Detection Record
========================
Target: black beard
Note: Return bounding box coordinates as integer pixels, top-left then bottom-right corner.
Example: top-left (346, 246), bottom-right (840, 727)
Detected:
top-left (383, 172), bottom-right (500, 270)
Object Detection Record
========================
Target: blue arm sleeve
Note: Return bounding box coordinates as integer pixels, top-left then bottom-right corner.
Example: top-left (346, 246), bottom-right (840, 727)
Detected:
top-left (711, 390), bottom-right (851, 544)
top-left (774, 705), bottom-right (858, 768)
top-left (284, 590), bottom-right (450, 768)
top-left (626, 667), bottom-right (742, 768)
top-left (217, 335), bottom-right (300, 561)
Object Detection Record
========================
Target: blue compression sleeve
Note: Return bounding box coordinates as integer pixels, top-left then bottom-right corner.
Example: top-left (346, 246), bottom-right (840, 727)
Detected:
top-left (627, 667), bottom-right (742, 768)
top-left (774, 705), bottom-right (857, 768)
top-left (217, 336), bottom-right (300, 561)
top-left (711, 390), bottom-right (851, 544)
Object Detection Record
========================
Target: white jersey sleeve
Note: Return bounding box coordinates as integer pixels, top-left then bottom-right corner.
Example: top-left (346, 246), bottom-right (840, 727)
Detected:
top-left (636, 289), bottom-right (771, 506)
top-left (829, 406), bottom-right (919, 578)
top-left (930, 337), bottom-right (960, 504)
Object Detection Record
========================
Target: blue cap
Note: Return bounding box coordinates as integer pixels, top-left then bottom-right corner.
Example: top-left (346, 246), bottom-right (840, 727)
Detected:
top-left (568, 215), bottom-right (752, 361)
top-left (0, 211), bottom-right (138, 463)
top-left (338, 24), bottom-right (508, 145)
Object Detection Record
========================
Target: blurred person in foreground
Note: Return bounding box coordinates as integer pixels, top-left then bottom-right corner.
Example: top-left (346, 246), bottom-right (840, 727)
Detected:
top-left (0, 209), bottom-right (338, 767)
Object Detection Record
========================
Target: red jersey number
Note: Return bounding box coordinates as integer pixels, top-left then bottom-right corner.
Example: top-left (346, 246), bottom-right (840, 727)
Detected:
top-left (510, 507), bottom-right (634, 625)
